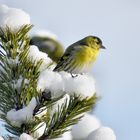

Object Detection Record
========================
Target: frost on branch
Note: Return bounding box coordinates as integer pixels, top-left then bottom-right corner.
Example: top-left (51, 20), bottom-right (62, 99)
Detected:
top-left (0, 4), bottom-right (30, 32)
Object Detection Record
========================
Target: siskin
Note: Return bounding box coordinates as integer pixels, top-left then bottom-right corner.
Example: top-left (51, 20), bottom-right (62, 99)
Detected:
top-left (54, 36), bottom-right (105, 74)
top-left (30, 36), bottom-right (64, 63)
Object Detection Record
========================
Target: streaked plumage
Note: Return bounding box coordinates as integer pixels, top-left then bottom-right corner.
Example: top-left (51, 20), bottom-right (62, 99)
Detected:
top-left (54, 36), bottom-right (105, 74)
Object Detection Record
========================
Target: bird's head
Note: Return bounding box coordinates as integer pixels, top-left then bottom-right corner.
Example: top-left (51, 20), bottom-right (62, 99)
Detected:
top-left (81, 36), bottom-right (106, 50)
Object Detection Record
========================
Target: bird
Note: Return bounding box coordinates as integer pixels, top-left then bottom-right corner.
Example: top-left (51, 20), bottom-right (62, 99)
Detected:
top-left (53, 36), bottom-right (105, 75)
top-left (30, 36), bottom-right (64, 63)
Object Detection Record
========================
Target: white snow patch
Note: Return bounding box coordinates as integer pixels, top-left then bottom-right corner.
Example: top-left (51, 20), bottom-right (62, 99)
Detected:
top-left (33, 123), bottom-right (46, 139)
top-left (37, 70), bottom-right (64, 98)
top-left (60, 71), bottom-right (96, 97)
top-left (51, 94), bottom-right (70, 115)
top-left (7, 97), bottom-right (37, 127)
top-left (0, 136), bottom-right (4, 140)
top-left (52, 131), bottom-right (72, 140)
top-left (28, 45), bottom-right (53, 71)
top-left (13, 76), bottom-right (29, 91)
top-left (8, 57), bottom-right (19, 66)
top-left (87, 126), bottom-right (116, 140)
top-left (72, 113), bottom-right (101, 140)
top-left (19, 133), bottom-right (34, 140)
top-left (38, 70), bottom-right (96, 98)
top-left (0, 4), bottom-right (30, 32)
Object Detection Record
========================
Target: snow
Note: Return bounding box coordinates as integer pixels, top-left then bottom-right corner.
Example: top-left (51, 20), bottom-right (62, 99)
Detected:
top-left (0, 46), bottom-right (6, 55)
top-left (72, 113), bottom-right (101, 140)
top-left (38, 70), bottom-right (96, 98)
top-left (33, 30), bottom-right (58, 40)
top-left (0, 136), bottom-right (4, 140)
top-left (33, 94), bottom-right (69, 138)
top-left (0, 4), bottom-right (30, 32)
top-left (52, 132), bottom-right (72, 140)
top-left (20, 131), bottom-right (72, 140)
top-left (32, 121), bottom-right (71, 140)
top-left (32, 94), bottom-right (70, 139)
top-left (87, 126), bottom-right (116, 140)
top-left (35, 107), bottom-right (47, 118)
top-left (37, 70), bottom-right (64, 98)
top-left (51, 94), bottom-right (70, 115)
top-left (19, 133), bottom-right (34, 140)
top-left (28, 45), bottom-right (53, 71)
top-left (13, 76), bottom-right (29, 91)
top-left (6, 97), bottom-right (37, 127)
top-left (60, 71), bottom-right (96, 97)
top-left (32, 123), bottom-right (46, 138)
top-left (8, 57), bottom-right (19, 66)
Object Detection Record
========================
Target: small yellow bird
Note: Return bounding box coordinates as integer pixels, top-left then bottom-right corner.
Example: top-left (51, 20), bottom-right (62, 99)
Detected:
top-left (53, 36), bottom-right (105, 74)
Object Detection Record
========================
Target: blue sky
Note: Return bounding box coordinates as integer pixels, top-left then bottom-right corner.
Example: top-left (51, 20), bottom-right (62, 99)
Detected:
top-left (0, 0), bottom-right (140, 139)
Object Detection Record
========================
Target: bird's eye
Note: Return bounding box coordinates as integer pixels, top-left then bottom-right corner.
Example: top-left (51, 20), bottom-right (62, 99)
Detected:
top-left (94, 38), bottom-right (102, 45)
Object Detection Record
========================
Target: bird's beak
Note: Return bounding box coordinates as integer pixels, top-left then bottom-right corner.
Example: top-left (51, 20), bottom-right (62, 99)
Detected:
top-left (100, 45), bottom-right (106, 49)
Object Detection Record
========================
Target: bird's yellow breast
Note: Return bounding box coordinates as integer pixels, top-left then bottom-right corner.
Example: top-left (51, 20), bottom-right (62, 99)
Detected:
top-left (75, 46), bottom-right (99, 64)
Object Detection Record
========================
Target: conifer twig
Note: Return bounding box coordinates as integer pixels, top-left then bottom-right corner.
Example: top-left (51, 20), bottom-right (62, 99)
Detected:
top-left (38, 94), bottom-right (97, 140)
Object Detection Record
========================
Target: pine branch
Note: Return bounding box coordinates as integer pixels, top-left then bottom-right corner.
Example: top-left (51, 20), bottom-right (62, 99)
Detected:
top-left (0, 25), bottom-right (45, 135)
top-left (0, 25), bottom-right (98, 140)
top-left (38, 94), bottom-right (97, 140)
top-left (33, 94), bottom-right (64, 116)
top-left (0, 25), bottom-right (43, 106)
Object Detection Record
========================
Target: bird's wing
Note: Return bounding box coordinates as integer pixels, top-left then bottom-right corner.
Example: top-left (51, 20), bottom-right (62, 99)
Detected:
top-left (53, 49), bottom-right (73, 72)
top-left (53, 39), bottom-right (87, 72)
top-left (53, 44), bottom-right (80, 72)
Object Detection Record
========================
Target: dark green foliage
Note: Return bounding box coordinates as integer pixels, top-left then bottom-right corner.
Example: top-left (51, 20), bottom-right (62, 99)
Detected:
top-left (0, 25), bottom-right (43, 135)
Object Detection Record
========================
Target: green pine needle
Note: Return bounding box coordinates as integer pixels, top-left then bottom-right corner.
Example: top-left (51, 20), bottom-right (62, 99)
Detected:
top-left (38, 94), bottom-right (97, 140)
